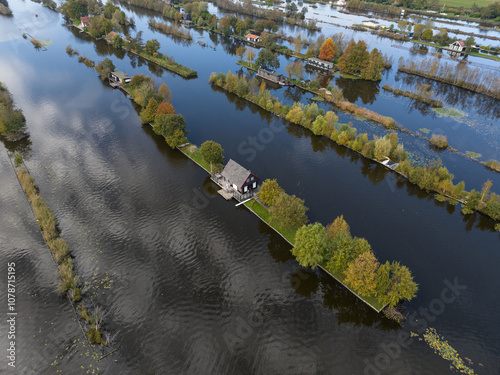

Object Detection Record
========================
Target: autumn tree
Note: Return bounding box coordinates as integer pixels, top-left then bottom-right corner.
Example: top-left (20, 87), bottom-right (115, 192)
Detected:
top-left (422, 28), bottom-right (433, 41)
top-left (360, 48), bottom-right (385, 81)
top-left (258, 179), bottom-right (284, 206)
top-left (235, 45), bottom-right (246, 61)
top-left (89, 16), bottom-right (112, 38)
top-left (255, 48), bottom-right (280, 69)
top-left (318, 37), bottom-right (335, 61)
top-left (200, 140), bottom-right (224, 166)
top-left (156, 102), bottom-right (175, 115)
top-left (325, 215), bottom-right (350, 239)
top-left (158, 82), bottom-right (172, 103)
top-left (292, 223), bottom-right (327, 269)
top-left (245, 48), bottom-right (256, 65)
top-left (338, 40), bottom-right (369, 75)
top-left (145, 39), bottom-right (160, 55)
top-left (344, 251), bottom-right (380, 296)
top-left (270, 193), bottom-right (308, 230)
top-left (413, 23), bottom-right (425, 38)
top-left (294, 35), bottom-right (302, 54)
top-left (140, 98), bottom-right (159, 124)
top-left (377, 262), bottom-right (418, 308)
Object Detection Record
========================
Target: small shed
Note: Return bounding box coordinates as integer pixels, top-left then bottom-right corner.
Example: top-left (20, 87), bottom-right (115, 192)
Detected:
top-left (109, 70), bottom-right (131, 84)
top-left (257, 68), bottom-right (285, 84)
top-left (80, 17), bottom-right (90, 28)
top-left (306, 57), bottom-right (334, 70)
top-left (362, 20), bottom-right (379, 28)
top-left (245, 34), bottom-right (260, 43)
top-left (181, 12), bottom-right (194, 25)
top-left (220, 159), bottom-right (260, 194)
top-left (449, 40), bottom-right (465, 52)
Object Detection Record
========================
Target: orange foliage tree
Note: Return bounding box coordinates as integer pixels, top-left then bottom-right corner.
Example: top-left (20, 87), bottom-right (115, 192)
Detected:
top-left (318, 38), bottom-right (335, 61)
top-left (156, 102), bottom-right (176, 115)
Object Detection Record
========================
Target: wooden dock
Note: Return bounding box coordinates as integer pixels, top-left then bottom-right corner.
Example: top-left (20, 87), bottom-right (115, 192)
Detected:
top-left (218, 189), bottom-right (233, 200)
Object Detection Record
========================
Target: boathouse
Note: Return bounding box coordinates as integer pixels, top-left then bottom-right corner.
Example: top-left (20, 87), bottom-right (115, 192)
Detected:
top-left (80, 17), bottom-right (90, 28)
top-left (306, 57), bottom-right (334, 70)
top-left (362, 20), bottom-right (379, 29)
top-left (109, 70), bottom-right (131, 84)
top-left (449, 40), bottom-right (465, 52)
top-left (219, 159), bottom-right (260, 196)
top-left (257, 68), bottom-right (286, 85)
top-left (245, 34), bottom-right (260, 43)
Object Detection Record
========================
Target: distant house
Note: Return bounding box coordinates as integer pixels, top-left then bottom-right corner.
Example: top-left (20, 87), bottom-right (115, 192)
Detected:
top-left (106, 31), bottom-right (117, 41)
top-left (334, 0), bottom-right (346, 6)
top-left (449, 40), bottom-right (465, 52)
top-left (181, 13), bottom-right (194, 25)
top-left (362, 20), bottom-right (379, 29)
top-left (80, 17), bottom-right (90, 28)
top-left (109, 70), bottom-right (131, 84)
top-left (220, 159), bottom-right (260, 195)
top-left (306, 57), bottom-right (334, 70)
top-left (245, 34), bottom-right (260, 43)
top-left (257, 68), bottom-right (286, 85)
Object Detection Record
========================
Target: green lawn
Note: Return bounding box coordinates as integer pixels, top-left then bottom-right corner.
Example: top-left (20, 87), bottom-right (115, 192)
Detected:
top-left (437, 0), bottom-right (495, 8)
top-left (244, 200), bottom-right (298, 244)
top-left (179, 144), bottom-right (212, 173)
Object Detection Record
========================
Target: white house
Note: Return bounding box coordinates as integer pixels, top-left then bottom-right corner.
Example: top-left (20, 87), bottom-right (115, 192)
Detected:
top-left (449, 40), bottom-right (466, 52)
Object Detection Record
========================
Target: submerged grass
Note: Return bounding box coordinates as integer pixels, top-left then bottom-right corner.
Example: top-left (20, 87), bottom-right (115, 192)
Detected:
top-left (433, 107), bottom-right (467, 118)
top-left (466, 151), bottom-right (482, 159)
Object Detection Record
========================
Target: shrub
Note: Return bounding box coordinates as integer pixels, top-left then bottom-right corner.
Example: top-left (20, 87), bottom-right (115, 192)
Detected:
top-left (430, 134), bottom-right (448, 149)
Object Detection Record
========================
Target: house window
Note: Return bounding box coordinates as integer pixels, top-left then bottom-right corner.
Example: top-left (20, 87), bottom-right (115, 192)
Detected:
top-left (252, 182), bottom-right (257, 189)
top-left (244, 186), bottom-right (248, 192)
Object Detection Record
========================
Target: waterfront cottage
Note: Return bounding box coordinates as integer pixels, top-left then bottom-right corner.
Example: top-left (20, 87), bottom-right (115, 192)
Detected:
top-left (245, 34), bottom-right (260, 43)
top-left (181, 13), bottom-right (194, 25)
top-left (362, 20), bottom-right (379, 29)
top-left (257, 68), bottom-right (286, 85)
top-left (220, 159), bottom-right (260, 195)
top-left (306, 57), bottom-right (334, 70)
top-left (449, 40), bottom-right (466, 52)
top-left (109, 70), bottom-right (131, 84)
top-left (80, 17), bottom-right (90, 28)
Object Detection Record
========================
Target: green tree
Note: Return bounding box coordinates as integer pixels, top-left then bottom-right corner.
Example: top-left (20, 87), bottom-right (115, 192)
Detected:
top-left (258, 179), bottom-right (284, 206)
top-left (464, 36), bottom-right (475, 48)
top-left (235, 45), bottom-right (246, 61)
top-left (422, 28), bottom-right (433, 41)
top-left (270, 193), bottom-right (308, 230)
top-left (152, 114), bottom-right (187, 148)
top-left (89, 16), bottom-right (112, 38)
top-left (145, 39), bottom-right (160, 55)
top-left (95, 58), bottom-right (116, 81)
top-left (245, 48), bottom-right (256, 65)
top-left (318, 37), bottom-right (335, 61)
top-left (360, 48), bottom-right (385, 80)
top-left (255, 48), bottom-right (280, 69)
top-left (378, 262), bottom-right (418, 308)
top-left (397, 20), bottom-right (408, 32)
top-left (200, 140), bottom-right (224, 166)
top-left (338, 40), bottom-right (369, 74)
top-left (292, 223), bottom-right (327, 269)
top-left (344, 251), bottom-right (380, 296)
top-left (413, 23), bottom-right (425, 38)
top-left (0, 110), bottom-right (26, 137)
top-left (62, 0), bottom-right (88, 19)
top-left (112, 34), bottom-right (123, 49)
top-left (140, 98), bottom-right (159, 124)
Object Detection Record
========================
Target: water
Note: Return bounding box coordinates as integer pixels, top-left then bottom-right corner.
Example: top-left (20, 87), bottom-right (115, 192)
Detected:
top-left (1, 1), bottom-right (499, 374)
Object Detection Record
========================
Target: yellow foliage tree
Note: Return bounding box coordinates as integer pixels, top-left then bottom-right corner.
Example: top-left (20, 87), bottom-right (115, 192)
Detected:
top-left (344, 251), bottom-right (380, 297)
top-left (318, 38), bottom-right (335, 61)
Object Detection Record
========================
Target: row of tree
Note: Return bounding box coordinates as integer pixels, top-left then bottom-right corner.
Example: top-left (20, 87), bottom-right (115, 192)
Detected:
top-left (209, 72), bottom-right (500, 223)
top-left (62, 0), bottom-right (133, 29)
top-left (0, 82), bottom-right (27, 141)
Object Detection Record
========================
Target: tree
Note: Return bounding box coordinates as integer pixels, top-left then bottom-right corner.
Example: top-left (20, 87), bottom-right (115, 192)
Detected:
top-left (338, 40), bottom-right (369, 74)
top-left (152, 114), bottom-right (187, 148)
top-left (62, 0), bottom-right (88, 19)
top-left (255, 48), bottom-right (280, 69)
top-left (422, 28), bottom-right (433, 41)
top-left (95, 58), bottom-right (115, 81)
top-left (397, 20), bottom-right (408, 32)
top-left (464, 36), bottom-right (475, 48)
top-left (200, 140), bottom-right (224, 166)
top-left (145, 39), bottom-right (160, 55)
top-left (235, 19), bottom-right (247, 35)
top-left (258, 179), bottom-right (284, 206)
top-left (318, 37), bottom-right (335, 61)
top-left (89, 16), bottom-right (112, 38)
top-left (360, 48), bottom-right (385, 80)
top-left (235, 45), bottom-right (246, 61)
top-left (158, 82), bottom-right (172, 102)
top-left (294, 35), bottom-right (302, 54)
top-left (112, 34), bottom-right (123, 49)
top-left (344, 251), bottom-right (380, 296)
top-left (325, 215), bottom-right (350, 239)
top-left (270, 193), bottom-right (308, 230)
top-left (292, 223), bottom-right (327, 269)
top-left (0, 109), bottom-right (26, 137)
top-left (156, 102), bottom-right (175, 115)
top-left (378, 262), bottom-right (418, 308)
top-left (245, 48), bottom-right (256, 65)
top-left (140, 98), bottom-right (159, 124)
top-left (413, 23), bottom-right (425, 38)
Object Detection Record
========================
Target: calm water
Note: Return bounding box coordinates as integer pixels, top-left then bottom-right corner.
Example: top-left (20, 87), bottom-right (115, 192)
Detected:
top-left (0, 1), bottom-right (499, 374)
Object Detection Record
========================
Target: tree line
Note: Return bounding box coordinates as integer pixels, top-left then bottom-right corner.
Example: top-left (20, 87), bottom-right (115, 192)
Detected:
top-left (209, 72), bottom-right (500, 224)
top-left (0, 0), bottom-right (12, 15)
top-left (0, 82), bottom-right (27, 141)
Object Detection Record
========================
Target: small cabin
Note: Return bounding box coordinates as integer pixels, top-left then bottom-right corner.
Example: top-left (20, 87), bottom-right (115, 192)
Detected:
top-left (181, 13), bottom-right (194, 25)
top-left (80, 17), bottom-right (90, 28)
top-left (109, 70), bottom-right (131, 84)
top-left (334, 0), bottom-right (346, 6)
top-left (306, 57), bottom-right (334, 70)
top-left (362, 20), bottom-right (380, 29)
top-left (257, 68), bottom-right (285, 85)
top-left (220, 159), bottom-right (260, 195)
top-left (449, 40), bottom-right (465, 52)
top-left (245, 34), bottom-right (260, 43)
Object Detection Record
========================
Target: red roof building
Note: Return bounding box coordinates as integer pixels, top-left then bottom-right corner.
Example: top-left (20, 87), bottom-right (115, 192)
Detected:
top-left (80, 17), bottom-right (90, 28)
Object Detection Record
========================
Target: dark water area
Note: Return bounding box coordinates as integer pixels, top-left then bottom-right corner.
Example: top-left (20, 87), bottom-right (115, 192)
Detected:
top-left (1, 1), bottom-right (500, 374)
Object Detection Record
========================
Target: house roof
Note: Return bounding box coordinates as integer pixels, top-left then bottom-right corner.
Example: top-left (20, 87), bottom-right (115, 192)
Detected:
top-left (308, 57), bottom-right (332, 64)
top-left (246, 34), bottom-right (260, 39)
top-left (80, 16), bottom-right (89, 23)
top-left (221, 159), bottom-right (259, 189)
top-left (111, 70), bottom-right (130, 80)
top-left (258, 67), bottom-right (282, 77)
top-left (456, 40), bottom-right (465, 47)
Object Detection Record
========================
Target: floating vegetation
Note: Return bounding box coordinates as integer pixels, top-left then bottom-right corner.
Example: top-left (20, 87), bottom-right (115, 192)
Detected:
top-left (311, 96), bottom-right (324, 101)
top-left (433, 107), bottom-right (467, 118)
top-left (435, 194), bottom-right (448, 202)
top-left (419, 128), bottom-right (430, 134)
top-left (423, 328), bottom-right (476, 374)
top-left (429, 134), bottom-right (449, 149)
top-left (39, 39), bottom-right (53, 47)
top-left (483, 159), bottom-right (500, 172)
top-left (495, 223), bottom-right (500, 232)
top-left (466, 151), bottom-right (482, 159)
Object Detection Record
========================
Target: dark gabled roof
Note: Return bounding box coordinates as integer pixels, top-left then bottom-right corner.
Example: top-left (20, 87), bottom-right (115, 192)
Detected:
top-left (221, 159), bottom-right (258, 189)
top-left (258, 67), bottom-right (282, 77)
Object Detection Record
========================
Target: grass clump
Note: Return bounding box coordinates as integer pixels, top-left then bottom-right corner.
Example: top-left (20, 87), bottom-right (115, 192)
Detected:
top-left (466, 151), bottom-right (482, 159)
top-left (482, 159), bottom-right (500, 172)
top-left (433, 107), bottom-right (466, 118)
top-left (429, 134), bottom-right (449, 149)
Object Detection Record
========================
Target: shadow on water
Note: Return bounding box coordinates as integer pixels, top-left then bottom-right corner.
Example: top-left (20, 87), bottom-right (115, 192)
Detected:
top-left (335, 77), bottom-right (380, 105)
top-left (0, 135), bottom-right (33, 159)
